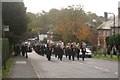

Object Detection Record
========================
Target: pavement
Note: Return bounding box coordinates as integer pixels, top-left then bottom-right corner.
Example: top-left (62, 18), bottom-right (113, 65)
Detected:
top-left (6, 51), bottom-right (118, 79)
top-left (8, 54), bottom-right (39, 79)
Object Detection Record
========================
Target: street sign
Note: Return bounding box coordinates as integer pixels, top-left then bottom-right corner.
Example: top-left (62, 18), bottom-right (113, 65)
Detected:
top-left (118, 1), bottom-right (120, 8)
top-left (4, 26), bottom-right (9, 31)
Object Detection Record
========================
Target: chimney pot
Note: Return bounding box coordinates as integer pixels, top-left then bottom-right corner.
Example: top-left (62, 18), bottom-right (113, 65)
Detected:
top-left (104, 12), bottom-right (108, 21)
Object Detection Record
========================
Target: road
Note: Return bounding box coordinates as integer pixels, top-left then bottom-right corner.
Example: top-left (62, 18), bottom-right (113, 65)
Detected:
top-left (28, 51), bottom-right (118, 78)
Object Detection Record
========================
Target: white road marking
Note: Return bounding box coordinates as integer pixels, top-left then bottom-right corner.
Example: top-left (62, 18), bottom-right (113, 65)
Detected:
top-left (115, 72), bottom-right (118, 75)
top-left (79, 62), bottom-right (83, 64)
top-left (16, 61), bottom-right (26, 64)
top-left (75, 62), bottom-right (83, 64)
top-left (86, 62), bottom-right (95, 64)
top-left (93, 66), bottom-right (110, 72)
top-left (29, 59), bottom-right (43, 79)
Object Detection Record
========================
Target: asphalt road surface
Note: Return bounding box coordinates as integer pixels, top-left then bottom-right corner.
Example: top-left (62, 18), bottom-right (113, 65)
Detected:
top-left (28, 51), bottom-right (118, 78)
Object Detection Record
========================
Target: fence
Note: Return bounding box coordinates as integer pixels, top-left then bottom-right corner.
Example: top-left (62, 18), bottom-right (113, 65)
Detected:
top-left (2, 38), bottom-right (10, 69)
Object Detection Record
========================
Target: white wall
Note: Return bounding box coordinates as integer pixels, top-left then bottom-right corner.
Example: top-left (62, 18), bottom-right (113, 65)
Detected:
top-left (39, 34), bottom-right (47, 41)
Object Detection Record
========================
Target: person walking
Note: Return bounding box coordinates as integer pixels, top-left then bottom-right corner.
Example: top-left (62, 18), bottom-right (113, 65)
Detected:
top-left (71, 44), bottom-right (75, 61)
top-left (57, 45), bottom-right (61, 60)
top-left (81, 42), bottom-right (86, 61)
top-left (54, 44), bottom-right (58, 58)
top-left (58, 45), bottom-right (63, 61)
top-left (65, 46), bottom-right (69, 58)
top-left (21, 43), bottom-right (25, 56)
top-left (46, 43), bottom-right (52, 61)
top-left (24, 44), bottom-right (28, 58)
top-left (76, 45), bottom-right (80, 60)
top-left (112, 45), bottom-right (117, 55)
top-left (13, 44), bottom-right (18, 56)
top-left (81, 46), bottom-right (86, 61)
top-left (107, 45), bottom-right (111, 55)
top-left (67, 43), bottom-right (72, 60)
top-left (14, 43), bottom-right (21, 56)
top-left (60, 47), bottom-right (64, 61)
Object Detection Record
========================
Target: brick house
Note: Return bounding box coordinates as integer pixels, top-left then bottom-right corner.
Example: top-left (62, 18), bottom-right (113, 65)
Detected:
top-left (97, 16), bottom-right (120, 47)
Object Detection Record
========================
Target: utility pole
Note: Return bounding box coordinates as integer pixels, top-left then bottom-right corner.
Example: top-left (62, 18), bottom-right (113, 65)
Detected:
top-left (118, 1), bottom-right (120, 35)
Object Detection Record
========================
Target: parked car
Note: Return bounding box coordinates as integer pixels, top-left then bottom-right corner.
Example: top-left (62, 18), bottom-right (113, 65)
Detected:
top-left (79, 48), bottom-right (92, 58)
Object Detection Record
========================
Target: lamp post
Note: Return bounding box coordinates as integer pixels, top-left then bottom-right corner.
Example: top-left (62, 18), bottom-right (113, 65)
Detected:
top-left (104, 12), bottom-right (115, 35)
top-left (104, 12), bottom-right (115, 58)
top-left (118, 1), bottom-right (120, 35)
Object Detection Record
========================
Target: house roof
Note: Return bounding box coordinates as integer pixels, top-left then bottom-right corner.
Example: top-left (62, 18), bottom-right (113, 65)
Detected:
top-left (97, 16), bottom-right (118, 30)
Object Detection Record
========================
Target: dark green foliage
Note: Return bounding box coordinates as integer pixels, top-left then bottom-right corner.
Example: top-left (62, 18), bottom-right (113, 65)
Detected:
top-left (106, 34), bottom-right (120, 48)
top-left (2, 38), bottom-right (10, 69)
top-left (2, 2), bottom-right (27, 44)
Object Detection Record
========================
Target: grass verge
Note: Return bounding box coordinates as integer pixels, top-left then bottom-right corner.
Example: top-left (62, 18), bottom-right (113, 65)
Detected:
top-left (92, 54), bottom-right (120, 61)
top-left (2, 58), bottom-right (13, 78)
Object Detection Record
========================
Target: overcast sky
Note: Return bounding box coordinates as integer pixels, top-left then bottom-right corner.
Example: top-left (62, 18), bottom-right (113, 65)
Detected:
top-left (23, 0), bottom-right (120, 16)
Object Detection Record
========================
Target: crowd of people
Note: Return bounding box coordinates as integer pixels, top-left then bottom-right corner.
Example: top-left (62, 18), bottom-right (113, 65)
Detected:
top-left (34, 41), bottom-right (87, 61)
top-left (13, 40), bottom-right (120, 61)
top-left (13, 42), bottom-right (31, 58)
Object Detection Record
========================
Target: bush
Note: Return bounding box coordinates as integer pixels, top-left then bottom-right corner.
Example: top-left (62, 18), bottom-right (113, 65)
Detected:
top-left (2, 38), bottom-right (10, 69)
top-left (2, 58), bottom-right (13, 78)
top-left (106, 34), bottom-right (120, 48)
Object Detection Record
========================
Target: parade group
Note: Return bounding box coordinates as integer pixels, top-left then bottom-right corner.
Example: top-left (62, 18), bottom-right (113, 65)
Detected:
top-left (13, 41), bottom-right (88, 61)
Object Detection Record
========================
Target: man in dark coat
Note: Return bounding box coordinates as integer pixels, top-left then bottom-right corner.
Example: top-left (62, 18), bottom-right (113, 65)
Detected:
top-left (81, 46), bottom-right (86, 61)
top-left (43, 44), bottom-right (46, 56)
top-left (41, 44), bottom-right (45, 56)
top-left (46, 44), bottom-right (52, 61)
top-left (68, 47), bottom-right (72, 60)
top-left (107, 45), bottom-right (111, 55)
top-left (76, 46), bottom-right (80, 60)
top-left (57, 45), bottom-right (60, 60)
top-left (71, 44), bottom-right (75, 61)
top-left (54, 45), bottom-right (58, 58)
top-left (35, 44), bottom-right (40, 54)
top-left (24, 44), bottom-right (28, 58)
top-left (21, 43), bottom-right (25, 56)
top-left (66, 43), bottom-right (71, 60)
top-left (65, 47), bottom-right (69, 58)
top-left (58, 45), bottom-right (63, 61)
top-left (14, 44), bottom-right (21, 56)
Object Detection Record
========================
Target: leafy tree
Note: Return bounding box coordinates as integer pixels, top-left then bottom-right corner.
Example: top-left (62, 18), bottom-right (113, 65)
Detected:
top-left (50, 5), bottom-right (90, 43)
top-left (26, 12), bottom-right (39, 38)
top-left (26, 4), bottom-right (103, 44)
top-left (106, 34), bottom-right (120, 49)
top-left (2, 2), bottom-right (27, 44)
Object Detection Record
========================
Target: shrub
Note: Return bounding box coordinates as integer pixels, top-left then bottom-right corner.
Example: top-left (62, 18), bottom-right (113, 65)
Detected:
top-left (106, 34), bottom-right (120, 48)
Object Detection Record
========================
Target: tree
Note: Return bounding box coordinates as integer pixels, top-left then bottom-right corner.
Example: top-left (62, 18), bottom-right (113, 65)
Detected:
top-left (26, 12), bottom-right (39, 38)
top-left (25, 5), bottom-right (103, 44)
top-left (106, 34), bottom-right (120, 49)
top-left (2, 2), bottom-right (28, 44)
top-left (50, 5), bottom-right (90, 43)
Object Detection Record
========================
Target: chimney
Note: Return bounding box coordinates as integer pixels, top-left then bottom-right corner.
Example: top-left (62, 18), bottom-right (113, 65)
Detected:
top-left (104, 12), bottom-right (108, 21)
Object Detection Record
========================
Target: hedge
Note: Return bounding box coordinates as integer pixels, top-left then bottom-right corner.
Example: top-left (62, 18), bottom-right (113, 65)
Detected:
top-left (106, 34), bottom-right (120, 48)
